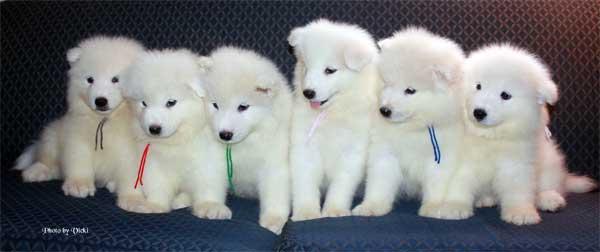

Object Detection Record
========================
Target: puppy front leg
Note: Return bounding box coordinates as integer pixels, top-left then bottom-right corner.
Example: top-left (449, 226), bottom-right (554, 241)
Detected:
top-left (535, 142), bottom-right (567, 212)
top-left (430, 163), bottom-right (476, 220)
top-left (140, 162), bottom-right (176, 213)
top-left (353, 147), bottom-right (401, 217)
top-left (322, 149), bottom-right (365, 218)
top-left (496, 160), bottom-right (540, 225)
top-left (114, 154), bottom-right (155, 213)
top-left (190, 158), bottom-right (231, 220)
top-left (258, 162), bottom-right (290, 234)
top-left (61, 137), bottom-right (95, 198)
top-left (290, 146), bottom-right (323, 221)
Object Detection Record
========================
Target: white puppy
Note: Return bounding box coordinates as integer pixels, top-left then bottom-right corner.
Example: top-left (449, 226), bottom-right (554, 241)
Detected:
top-left (287, 19), bottom-right (379, 220)
top-left (444, 44), bottom-right (596, 225)
top-left (122, 49), bottom-right (230, 218)
top-left (14, 36), bottom-right (147, 210)
top-left (197, 46), bottom-right (292, 234)
top-left (352, 28), bottom-right (468, 219)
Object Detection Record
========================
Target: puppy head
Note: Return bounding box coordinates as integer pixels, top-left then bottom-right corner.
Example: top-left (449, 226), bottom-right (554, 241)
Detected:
top-left (288, 19), bottom-right (377, 110)
top-left (67, 36), bottom-right (144, 114)
top-left (198, 47), bottom-right (288, 144)
top-left (122, 49), bottom-right (206, 139)
top-left (463, 44), bottom-right (557, 134)
top-left (377, 27), bottom-right (465, 123)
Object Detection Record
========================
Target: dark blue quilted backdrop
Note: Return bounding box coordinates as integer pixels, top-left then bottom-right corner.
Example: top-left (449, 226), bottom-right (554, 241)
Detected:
top-left (1, 1), bottom-right (599, 252)
top-left (1, 1), bottom-right (598, 174)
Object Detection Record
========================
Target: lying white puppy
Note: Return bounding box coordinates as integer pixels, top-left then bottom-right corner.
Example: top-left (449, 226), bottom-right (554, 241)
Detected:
top-left (287, 19), bottom-right (379, 220)
top-left (353, 27), bottom-right (468, 219)
top-left (122, 49), bottom-right (230, 217)
top-left (444, 44), bottom-right (596, 225)
top-left (197, 46), bottom-right (292, 234)
top-left (14, 36), bottom-right (147, 210)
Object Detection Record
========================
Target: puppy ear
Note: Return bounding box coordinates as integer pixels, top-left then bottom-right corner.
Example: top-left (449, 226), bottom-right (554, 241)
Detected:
top-left (431, 65), bottom-right (452, 90)
top-left (255, 74), bottom-right (283, 98)
top-left (344, 44), bottom-right (376, 71)
top-left (255, 86), bottom-right (273, 97)
top-left (197, 56), bottom-right (213, 73)
top-left (66, 47), bottom-right (82, 64)
top-left (537, 80), bottom-right (559, 105)
top-left (288, 27), bottom-right (304, 47)
top-left (188, 78), bottom-right (206, 98)
top-left (377, 38), bottom-right (391, 50)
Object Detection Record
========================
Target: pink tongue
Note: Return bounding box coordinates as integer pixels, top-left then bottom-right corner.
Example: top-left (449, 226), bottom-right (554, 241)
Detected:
top-left (310, 101), bottom-right (321, 109)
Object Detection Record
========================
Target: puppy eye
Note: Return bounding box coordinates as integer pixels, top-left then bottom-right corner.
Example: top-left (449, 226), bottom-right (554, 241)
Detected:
top-left (404, 87), bottom-right (417, 95)
top-left (476, 83), bottom-right (481, 90)
top-left (238, 104), bottom-right (250, 112)
top-left (500, 91), bottom-right (512, 100)
top-left (212, 103), bottom-right (219, 110)
top-left (166, 99), bottom-right (177, 108)
top-left (86, 77), bottom-right (94, 84)
top-left (324, 67), bottom-right (337, 75)
top-left (141, 101), bottom-right (147, 107)
top-left (111, 76), bottom-right (119, 84)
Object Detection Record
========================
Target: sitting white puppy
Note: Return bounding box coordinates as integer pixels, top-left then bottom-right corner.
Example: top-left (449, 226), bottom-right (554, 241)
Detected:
top-left (14, 36), bottom-right (147, 210)
top-left (197, 46), bottom-right (292, 234)
top-left (444, 44), bottom-right (596, 225)
top-left (352, 28), bottom-right (468, 219)
top-left (122, 49), bottom-right (230, 217)
top-left (287, 19), bottom-right (379, 220)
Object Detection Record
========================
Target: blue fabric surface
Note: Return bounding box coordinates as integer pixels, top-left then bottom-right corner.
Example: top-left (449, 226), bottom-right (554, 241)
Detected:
top-left (3, 168), bottom-right (598, 251)
top-left (1, 171), bottom-right (277, 251)
top-left (277, 195), bottom-right (600, 252)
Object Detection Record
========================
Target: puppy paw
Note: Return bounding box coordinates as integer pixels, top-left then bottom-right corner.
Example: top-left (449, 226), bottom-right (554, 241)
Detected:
top-left (118, 195), bottom-right (169, 213)
top-left (171, 193), bottom-right (192, 210)
top-left (475, 196), bottom-right (497, 208)
top-left (501, 205), bottom-right (541, 225)
top-left (259, 213), bottom-right (288, 235)
top-left (291, 206), bottom-right (321, 221)
top-left (321, 206), bottom-right (351, 218)
top-left (418, 202), bottom-right (444, 218)
top-left (352, 201), bottom-right (392, 216)
top-left (62, 178), bottom-right (96, 198)
top-left (193, 202), bottom-right (232, 220)
top-left (434, 202), bottom-right (474, 220)
top-left (22, 163), bottom-right (56, 182)
top-left (537, 190), bottom-right (566, 212)
top-left (105, 181), bottom-right (116, 193)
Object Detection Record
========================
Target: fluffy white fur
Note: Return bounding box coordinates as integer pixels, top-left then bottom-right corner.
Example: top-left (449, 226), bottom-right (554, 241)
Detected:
top-left (287, 19), bottom-right (380, 220)
top-left (196, 46), bottom-right (292, 234)
top-left (121, 49), bottom-right (230, 217)
top-left (13, 36), bottom-right (147, 211)
top-left (352, 28), bottom-right (469, 219)
top-left (444, 44), bottom-right (596, 225)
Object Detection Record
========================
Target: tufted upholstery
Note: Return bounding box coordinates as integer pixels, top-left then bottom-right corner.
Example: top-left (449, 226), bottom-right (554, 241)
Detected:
top-left (1, 1), bottom-right (598, 251)
top-left (277, 195), bottom-right (599, 251)
top-left (1, 172), bottom-right (277, 251)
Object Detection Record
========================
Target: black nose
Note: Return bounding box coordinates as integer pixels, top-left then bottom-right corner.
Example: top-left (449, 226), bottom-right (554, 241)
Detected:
top-left (303, 89), bottom-right (316, 100)
top-left (149, 125), bottom-right (162, 135)
top-left (219, 131), bottom-right (233, 141)
top-left (95, 97), bottom-right (108, 108)
top-left (473, 108), bottom-right (487, 121)
top-left (380, 107), bottom-right (392, 118)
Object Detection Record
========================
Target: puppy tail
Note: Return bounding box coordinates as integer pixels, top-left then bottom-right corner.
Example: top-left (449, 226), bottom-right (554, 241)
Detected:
top-left (12, 143), bottom-right (36, 171)
top-left (565, 174), bottom-right (597, 193)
